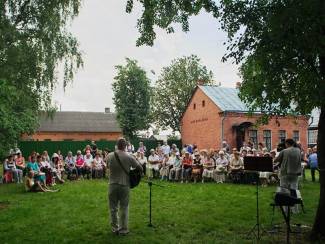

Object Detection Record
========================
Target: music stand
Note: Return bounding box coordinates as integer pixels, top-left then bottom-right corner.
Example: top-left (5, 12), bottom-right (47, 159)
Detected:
top-left (244, 156), bottom-right (273, 241)
top-left (143, 180), bottom-right (165, 227)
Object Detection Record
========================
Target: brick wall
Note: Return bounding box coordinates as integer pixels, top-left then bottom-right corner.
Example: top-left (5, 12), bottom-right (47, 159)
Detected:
top-left (181, 88), bottom-right (222, 149)
top-left (181, 87), bottom-right (309, 150)
top-left (22, 132), bottom-right (122, 141)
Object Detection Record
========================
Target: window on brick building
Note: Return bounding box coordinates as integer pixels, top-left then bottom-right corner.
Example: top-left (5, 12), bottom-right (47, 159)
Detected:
top-left (278, 130), bottom-right (286, 143)
top-left (293, 130), bottom-right (300, 142)
top-left (202, 100), bottom-right (205, 107)
top-left (193, 103), bottom-right (196, 109)
top-left (248, 130), bottom-right (258, 148)
top-left (308, 130), bottom-right (318, 145)
top-left (263, 130), bottom-right (272, 151)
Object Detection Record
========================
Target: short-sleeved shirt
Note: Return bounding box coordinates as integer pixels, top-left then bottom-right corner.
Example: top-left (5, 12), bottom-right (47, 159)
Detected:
top-left (83, 155), bottom-right (93, 167)
top-left (108, 151), bottom-right (142, 186)
top-left (148, 154), bottom-right (160, 170)
top-left (308, 153), bottom-right (318, 168)
top-left (27, 162), bottom-right (39, 172)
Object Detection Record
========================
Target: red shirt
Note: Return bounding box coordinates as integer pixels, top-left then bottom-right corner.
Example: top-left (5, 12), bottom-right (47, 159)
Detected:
top-left (75, 157), bottom-right (84, 167)
top-left (182, 157), bottom-right (193, 169)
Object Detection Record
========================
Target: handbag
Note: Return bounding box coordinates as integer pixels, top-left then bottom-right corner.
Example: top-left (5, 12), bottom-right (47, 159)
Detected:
top-left (114, 152), bottom-right (141, 189)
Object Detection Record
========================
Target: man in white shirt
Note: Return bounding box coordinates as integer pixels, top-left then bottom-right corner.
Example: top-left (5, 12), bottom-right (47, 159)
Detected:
top-left (83, 152), bottom-right (93, 179)
top-left (161, 141), bottom-right (171, 155)
top-left (148, 149), bottom-right (160, 178)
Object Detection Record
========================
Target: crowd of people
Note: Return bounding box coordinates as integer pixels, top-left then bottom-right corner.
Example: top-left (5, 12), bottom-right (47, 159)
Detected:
top-left (2, 139), bottom-right (319, 192)
top-left (2, 141), bottom-right (111, 191)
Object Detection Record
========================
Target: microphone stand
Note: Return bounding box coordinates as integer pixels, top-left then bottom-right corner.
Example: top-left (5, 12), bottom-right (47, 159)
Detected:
top-left (143, 180), bottom-right (165, 227)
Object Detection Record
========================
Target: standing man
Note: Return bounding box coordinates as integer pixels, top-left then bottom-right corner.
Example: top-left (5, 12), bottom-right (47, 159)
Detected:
top-left (107, 138), bottom-right (143, 235)
top-left (308, 146), bottom-right (319, 182)
top-left (161, 141), bottom-right (171, 155)
top-left (275, 139), bottom-right (302, 189)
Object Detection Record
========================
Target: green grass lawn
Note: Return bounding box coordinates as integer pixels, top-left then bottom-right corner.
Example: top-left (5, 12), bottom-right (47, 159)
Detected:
top-left (0, 170), bottom-right (320, 244)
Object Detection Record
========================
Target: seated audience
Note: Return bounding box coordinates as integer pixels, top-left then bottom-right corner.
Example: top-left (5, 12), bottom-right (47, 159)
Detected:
top-left (136, 151), bottom-right (147, 175)
top-left (83, 151), bottom-right (93, 179)
top-left (160, 154), bottom-right (172, 181)
top-left (214, 150), bottom-right (228, 183)
top-left (39, 155), bottom-right (53, 185)
top-left (15, 151), bottom-right (26, 176)
top-left (75, 150), bottom-right (85, 179)
top-left (92, 152), bottom-right (104, 178)
top-left (192, 151), bottom-right (203, 183)
top-left (169, 152), bottom-right (182, 181)
top-left (65, 151), bottom-right (77, 180)
top-left (25, 171), bottom-right (58, 193)
top-left (181, 152), bottom-right (193, 183)
top-left (148, 149), bottom-right (160, 179)
top-left (4, 155), bottom-right (23, 183)
top-left (27, 156), bottom-right (46, 185)
top-left (202, 152), bottom-right (215, 183)
top-left (51, 153), bottom-right (65, 184)
top-left (229, 151), bottom-right (244, 183)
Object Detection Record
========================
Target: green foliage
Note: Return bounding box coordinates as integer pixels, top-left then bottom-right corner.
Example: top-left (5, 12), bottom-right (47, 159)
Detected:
top-left (126, 0), bottom-right (324, 115)
top-left (217, 1), bottom-right (325, 116)
top-left (126, 0), bottom-right (219, 46)
top-left (0, 1), bottom-right (83, 157)
top-left (113, 58), bottom-right (151, 139)
top-left (0, 80), bottom-right (38, 158)
top-left (152, 55), bottom-right (213, 132)
top-left (0, 172), bottom-right (320, 243)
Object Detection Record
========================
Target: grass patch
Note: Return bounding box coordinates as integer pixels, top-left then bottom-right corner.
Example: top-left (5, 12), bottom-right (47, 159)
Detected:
top-left (0, 170), bottom-right (320, 243)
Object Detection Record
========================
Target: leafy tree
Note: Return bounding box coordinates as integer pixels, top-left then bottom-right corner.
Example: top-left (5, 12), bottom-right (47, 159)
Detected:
top-left (113, 58), bottom-right (151, 139)
top-left (0, 1), bottom-right (83, 158)
top-left (126, 0), bottom-right (325, 239)
top-left (152, 55), bottom-right (213, 132)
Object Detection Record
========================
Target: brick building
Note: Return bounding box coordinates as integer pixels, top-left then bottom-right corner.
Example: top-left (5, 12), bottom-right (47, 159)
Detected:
top-left (22, 111), bottom-right (122, 141)
top-left (181, 85), bottom-right (309, 150)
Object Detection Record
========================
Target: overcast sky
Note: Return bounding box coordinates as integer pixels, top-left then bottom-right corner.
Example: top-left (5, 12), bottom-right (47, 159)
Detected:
top-left (53, 0), bottom-right (240, 113)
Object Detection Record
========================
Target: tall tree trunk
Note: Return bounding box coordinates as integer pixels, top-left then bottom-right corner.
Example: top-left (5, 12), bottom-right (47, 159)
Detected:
top-left (311, 106), bottom-right (325, 240)
top-left (311, 0), bottom-right (325, 237)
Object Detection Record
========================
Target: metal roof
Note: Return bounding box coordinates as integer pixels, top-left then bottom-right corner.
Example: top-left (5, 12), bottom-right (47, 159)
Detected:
top-left (199, 85), bottom-right (250, 112)
top-left (37, 111), bottom-right (122, 133)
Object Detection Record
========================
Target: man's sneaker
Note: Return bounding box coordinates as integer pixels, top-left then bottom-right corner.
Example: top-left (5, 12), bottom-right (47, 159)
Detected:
top-left (111, 227), bottom-right (119, 235)
top-left (119, 229), bottom-right (129, 235)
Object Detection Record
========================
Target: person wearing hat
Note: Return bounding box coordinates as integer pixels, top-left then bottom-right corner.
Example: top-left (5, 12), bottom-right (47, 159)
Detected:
top-left (51, 153), bottom-right (65, 184)
top-left (229, 151), bottom-right (244, 183)
top-left (192, 151), bottom-right (203, 183)
top-left (15, 150), bottom-right (26, 176)
top-left (181, 151), bottom-right (193, 183)
top-left (214, 150), bottom-right (229, 183)
top-left (202, 150), bottom-right (215, 183)
top-left (148, 149), bottom-right (160, 179)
